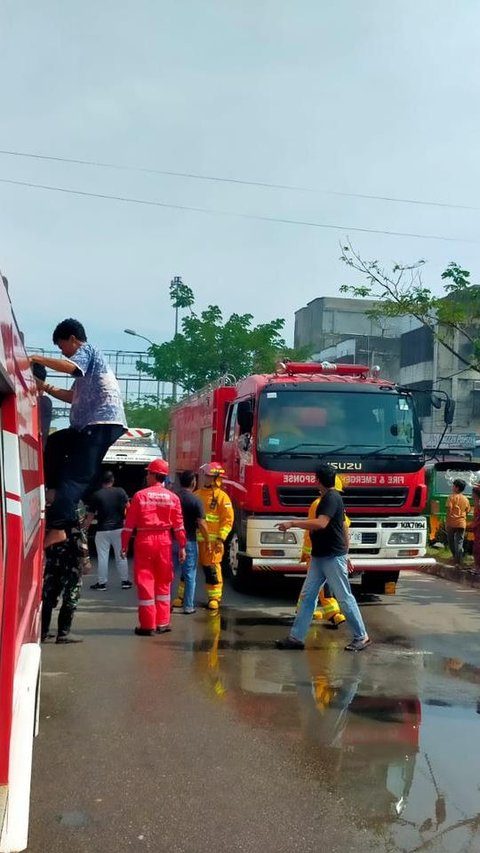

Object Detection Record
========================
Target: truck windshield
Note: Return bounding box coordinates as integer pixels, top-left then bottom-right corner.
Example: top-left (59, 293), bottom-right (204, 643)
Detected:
top-left (256, 389), bottom-right (422, 457)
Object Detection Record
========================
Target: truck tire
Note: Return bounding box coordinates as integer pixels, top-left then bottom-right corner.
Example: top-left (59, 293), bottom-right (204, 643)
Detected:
top-left (224, 530), bottom-right (253, 592)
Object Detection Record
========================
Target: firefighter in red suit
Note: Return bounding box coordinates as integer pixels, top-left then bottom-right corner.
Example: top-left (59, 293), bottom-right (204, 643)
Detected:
top-left (121, 458), bottom-right (186, 636)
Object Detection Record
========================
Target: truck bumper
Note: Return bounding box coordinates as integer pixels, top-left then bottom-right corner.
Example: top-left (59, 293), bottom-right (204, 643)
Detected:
top-left (250, 556), bottom-right (435, 574)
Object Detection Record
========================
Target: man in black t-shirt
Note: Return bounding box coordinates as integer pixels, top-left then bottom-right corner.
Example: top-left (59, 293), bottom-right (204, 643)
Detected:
top-left (275, 464), bottom-right (370, 652)
top-left (172, 470), bottom-right (210, 613)
top-left (85, 471), bottom-right (132, 590)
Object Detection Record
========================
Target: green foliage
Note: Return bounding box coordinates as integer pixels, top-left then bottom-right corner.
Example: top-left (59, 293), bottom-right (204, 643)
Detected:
top-left (340, 243), bottom-right (480, 373)
top-left (139, 290), bottom-right (309, 394)
top-left (123, 396), bottom-right (173, 453)
top-left (169, 276), bottom-right (195, 310)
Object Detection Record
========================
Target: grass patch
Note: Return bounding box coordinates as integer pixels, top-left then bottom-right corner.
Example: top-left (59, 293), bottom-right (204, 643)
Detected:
top-left (426, 544), bottom-right (474, 566)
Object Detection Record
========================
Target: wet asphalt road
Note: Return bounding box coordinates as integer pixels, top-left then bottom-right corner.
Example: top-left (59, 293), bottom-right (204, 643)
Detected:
top-left (29, 569), bottom-right (480, 853)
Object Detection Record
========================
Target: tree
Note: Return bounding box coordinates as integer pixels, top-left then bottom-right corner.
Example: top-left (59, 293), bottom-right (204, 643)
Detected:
top-left (139, 290), bottom-right (309, 394)
top-left (123, 396), bottom-right (173, 454)
top-left (340, 242), bottom-right (480, 373)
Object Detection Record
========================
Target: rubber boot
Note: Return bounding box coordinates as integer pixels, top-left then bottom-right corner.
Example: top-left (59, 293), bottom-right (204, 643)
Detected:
top-left (206, 583), bottom-right (222, 610)
top-left (172, 579), bottom-right (185, 609)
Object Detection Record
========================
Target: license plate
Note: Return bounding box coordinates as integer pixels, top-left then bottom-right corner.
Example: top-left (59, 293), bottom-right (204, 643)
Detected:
top-left (349, 530), bottom-right (363, 545)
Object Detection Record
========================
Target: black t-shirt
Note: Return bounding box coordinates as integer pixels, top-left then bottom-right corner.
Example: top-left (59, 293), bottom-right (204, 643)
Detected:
top-left (310, 490), bottom-right (347, 557)
top-left (178, 488), bottom-right (205, 541)
top-left (39, 396), bottom-right (53, 451)
top-left (89, 487), bottom-right (129, 531)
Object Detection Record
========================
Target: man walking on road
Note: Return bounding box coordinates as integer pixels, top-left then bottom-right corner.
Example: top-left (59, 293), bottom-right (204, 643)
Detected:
top-left (85, 471), bottom-right (132, 590)
top-left (172, 470), bottom-right (210, 614)
top-left (275, 464), bottom-right (370, 652)
top-left (446, 478), bottom-right (470, 567)
top-left (121, 459), bottom-right (186, 636)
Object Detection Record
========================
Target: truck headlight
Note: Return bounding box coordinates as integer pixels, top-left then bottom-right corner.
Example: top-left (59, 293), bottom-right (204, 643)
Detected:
top-left (260, 531), bottom-right (297, 544)
top-left (388, 532), bottom-right (421, 545)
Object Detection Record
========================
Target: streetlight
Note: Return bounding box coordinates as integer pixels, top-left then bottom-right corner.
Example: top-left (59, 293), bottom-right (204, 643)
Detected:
top-left (124, 329), bottom-right (156, 403)
top-left (124, 328), bottom-right (155, 347)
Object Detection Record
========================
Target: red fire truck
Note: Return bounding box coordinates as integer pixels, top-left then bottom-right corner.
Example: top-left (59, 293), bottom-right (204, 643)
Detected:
top-left (169, 361), bottom-right (435, 593)
top-left (0, 276), bottom-right (44, 852)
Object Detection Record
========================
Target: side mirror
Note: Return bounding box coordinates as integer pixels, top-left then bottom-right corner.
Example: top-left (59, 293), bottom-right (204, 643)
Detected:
top-left (431, 394), bottom-right (442, 410)
top-left (444, 399), bottom-right (456, 425)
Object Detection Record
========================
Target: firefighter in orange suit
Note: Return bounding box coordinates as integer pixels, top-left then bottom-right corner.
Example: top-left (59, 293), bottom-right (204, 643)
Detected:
top-left (298, 475), bottom-right (347, 627)
top-left (195, 462), bottom-right (234, 610)
top-left (121, 458), bottom-right (186, 636)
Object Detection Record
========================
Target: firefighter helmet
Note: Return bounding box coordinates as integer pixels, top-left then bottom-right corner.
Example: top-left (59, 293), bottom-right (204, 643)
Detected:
top-left (201, 461), bottom-right (226, 478)
top-left (147, 458), bottom-right (169, 475)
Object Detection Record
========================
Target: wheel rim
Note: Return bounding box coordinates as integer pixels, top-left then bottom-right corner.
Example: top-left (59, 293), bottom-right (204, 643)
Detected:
top-left (229, 533), bottom-right (239, 577)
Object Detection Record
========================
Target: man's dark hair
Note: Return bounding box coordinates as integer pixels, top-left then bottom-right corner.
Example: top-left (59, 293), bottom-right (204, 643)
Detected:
top-left (453, 479), bottom-right (467, 492)
top-left (315, 464), bottom-right (336, 489)
top-left (102, 471), bottom-right (115, 485)
top-left (154, 473), bottom-right (167, 483)
top-left (32, 363), bottom-right (47, 382)
top-left (52, 318), bottom-right (87, 344)
top-left (179, 470), bottom-right (196, 488)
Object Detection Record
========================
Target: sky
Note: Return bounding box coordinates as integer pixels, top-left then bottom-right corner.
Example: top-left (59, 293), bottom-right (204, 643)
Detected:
top-left (1, 0), bottom-right (480, 355)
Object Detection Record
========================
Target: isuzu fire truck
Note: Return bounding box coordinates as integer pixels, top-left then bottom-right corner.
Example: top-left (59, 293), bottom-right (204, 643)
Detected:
top-left (169, 361), bottom-right (435, 592)
top-left (0, 275), bottom-right (44, 851)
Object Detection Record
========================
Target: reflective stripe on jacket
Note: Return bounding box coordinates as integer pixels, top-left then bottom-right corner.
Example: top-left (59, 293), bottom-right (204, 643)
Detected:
top-left (195, 486), bottom-right (234, 543)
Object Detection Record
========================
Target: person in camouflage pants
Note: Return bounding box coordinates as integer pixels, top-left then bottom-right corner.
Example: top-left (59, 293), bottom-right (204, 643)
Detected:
top-left (41, 510), bottom-right (91, 644)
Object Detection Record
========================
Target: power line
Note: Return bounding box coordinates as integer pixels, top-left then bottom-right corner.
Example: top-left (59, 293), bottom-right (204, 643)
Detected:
top-left (0, 147), bottom-right (478, 213)
top-left (0, 175), bottom-right (476, 243)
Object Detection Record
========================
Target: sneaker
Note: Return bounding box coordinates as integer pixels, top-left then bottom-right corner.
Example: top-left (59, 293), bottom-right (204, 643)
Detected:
top-left (275, 636), bottom-right (305, 650)
top-left (184, 607), bottom-right (196, 615)
top-left (90, 582), bottom-right (107, 591)
top-left (156, 625), bottom-right (172, 634)
top-left (121, 581), bottom-right (133, 590)
top-left (56, 635), bottom-right (84, 644)
top-left (134, 627), bottom-right (155, 637)
top-left (345, 637), bottom-right (371, 652)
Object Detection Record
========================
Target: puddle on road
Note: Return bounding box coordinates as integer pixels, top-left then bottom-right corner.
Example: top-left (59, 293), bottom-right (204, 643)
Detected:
top-left (188, 610), bottom-right (480, 853)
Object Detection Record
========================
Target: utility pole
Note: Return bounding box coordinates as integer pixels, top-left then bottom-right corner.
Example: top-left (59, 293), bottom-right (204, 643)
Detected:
top-left (171, 275), bottom-right (182, 403)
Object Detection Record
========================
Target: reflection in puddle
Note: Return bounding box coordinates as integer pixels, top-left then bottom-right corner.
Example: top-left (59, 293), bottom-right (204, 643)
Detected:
top-left (190, 610), bottom-right (480, 852)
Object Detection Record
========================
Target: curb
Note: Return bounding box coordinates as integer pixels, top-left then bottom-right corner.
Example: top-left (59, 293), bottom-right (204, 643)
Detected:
top-left (419, 560), bottom-right (480, 589)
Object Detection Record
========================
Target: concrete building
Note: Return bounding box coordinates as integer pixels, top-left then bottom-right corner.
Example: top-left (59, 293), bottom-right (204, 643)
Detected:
top-left (294, 295), bottom-right (480, 440)
top-left (399, 322), bottom-right (480, 436)
top-left (294, 296), bottom-right (410, 381)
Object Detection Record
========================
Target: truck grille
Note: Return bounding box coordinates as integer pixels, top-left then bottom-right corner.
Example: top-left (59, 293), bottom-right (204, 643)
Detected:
top-left (277, 486), bottom-right (408, 509)
top-left (360, 532), bottom-right (377, 544)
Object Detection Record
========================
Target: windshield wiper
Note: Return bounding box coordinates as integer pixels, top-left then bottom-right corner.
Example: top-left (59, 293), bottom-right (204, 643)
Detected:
top-left (362, 444), bottom-right (421, 458)
top-left (267, 442), bottom-right (335, 459)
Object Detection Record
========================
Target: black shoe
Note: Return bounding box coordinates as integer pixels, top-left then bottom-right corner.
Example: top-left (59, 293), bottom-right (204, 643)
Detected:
top-left (90, 582), bottom-right (107, 590)
top-left (41, 633), bottom-right (56, 642)
top-left (345, 637), bottom-right (371, 652)
top-left (121, 581), bottom-right (133, 590)
top-left (275, 636), bottom-right (305, 650)
top-left (156, 625), bottom-right (172, 634)
top-left (134, 627), bottom-right (155, 636)
top-left (56, 635), bottom-right (84, 644)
